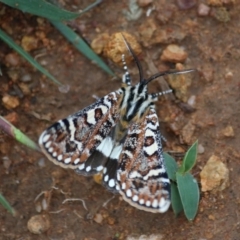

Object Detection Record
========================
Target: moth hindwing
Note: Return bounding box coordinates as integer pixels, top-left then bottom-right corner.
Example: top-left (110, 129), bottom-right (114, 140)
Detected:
top-left (39, 37), bottom-right (193, 213)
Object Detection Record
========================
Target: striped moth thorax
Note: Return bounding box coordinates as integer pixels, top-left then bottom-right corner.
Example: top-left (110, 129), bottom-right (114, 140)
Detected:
top-left (39, 37), bottom-right (194, 213)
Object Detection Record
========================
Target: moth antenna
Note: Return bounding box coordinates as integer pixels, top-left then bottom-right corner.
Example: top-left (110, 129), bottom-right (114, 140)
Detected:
top-left (122, 54), bottom-right (131, 86)
top-left (121, 33), bottom-right (144, 83)
top-left (145, 69), bottom-right (196, 85)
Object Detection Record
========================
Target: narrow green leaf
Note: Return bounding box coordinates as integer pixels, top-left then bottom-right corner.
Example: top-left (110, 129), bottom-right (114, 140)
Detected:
top-left (0, 116), bottom-right (40, 151)
top-left (0, 193), bottom-right (16, 216)
top-left (171, 183), bottom-right (183, 216)
top-left (164, 152), bottom-right (178, 181)
top-left (0, 28), bottom-right (62, 85)
top-left (0, 0), bottom-right (80, 21)
top-left (179, 140), bottom-right (198, 173)
top-left (51, 21), bottom-right (115, 76)
top-left (176, 172), bottom-right (199, 221)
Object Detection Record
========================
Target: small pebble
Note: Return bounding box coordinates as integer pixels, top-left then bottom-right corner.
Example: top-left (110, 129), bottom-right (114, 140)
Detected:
top-left (224, 71), bottom-right (233, 81)
top-left (187, 95), bottom-right (196, 107)
top-left (93, 213), bottom-right (103, 224)
top-left (107, 216), bottom-right (115, 225)
top-left (27, 214), bottom-right (51, 234)
top-left (160, 44), bottom-right (188, 63)
top-left (4, 112), bottom-right (18, 124)
top-left (38, 158), bottom-right (46, 168)
top-left (21, 35), bottom-right (39, 52)
top-left (137, 0), bottom-right (153, 7)
top-left (91, 33), bottom-right (110, 54)
top-left (2, 95), bottom-right (20, 109)
top-left (198, 3), bottom-right (211, 16)
top-left (176, 0), bottom-right (197, 10)
top-left (197, 144), bottom-right (205, 154)
top-left (20, 73), bottom-right (32, 82)
top-left (222, 125), bottom-right (234, 137)
top-left (58, 84), bottom-right (70, 93)
top-left (5, 53), bottom-right (20, 66)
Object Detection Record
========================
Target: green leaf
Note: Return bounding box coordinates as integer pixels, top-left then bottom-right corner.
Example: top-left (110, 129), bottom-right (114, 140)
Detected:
top-left (0, 0), bottom-right (80, 21)
top-left (0, 28), bottom-right (62, 85)
top-left (178, 140), bottom-right (198, 174)
top-left (51, 21), bottom-right (115, 76)
top-left (0, 116), bottom-right (40, 151)
top-left (164, 152), bottom-right (178, 181)
top-left (0, 193), bottom-right (16, 216)
top-left (171, 183), bottom-right (183, 216)
top-left (176, 172), bottom-right (199, 221)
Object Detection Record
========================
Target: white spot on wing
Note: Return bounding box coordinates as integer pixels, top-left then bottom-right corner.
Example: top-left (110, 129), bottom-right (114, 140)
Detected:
top-left (96, 166), bottom-right (103, 172)
top-left (132, 195), bottom-right (138, 202)
top-left (108, 179), bottom-right (115, 188)
top-left (64, 157), bottom-right (71, 164)
top-left (126, 189), bottom-right (132, 197)
top-left (104, 175), bottom-right (109, 182)
top-left (78, 163), bottom-right (85, 170)
top-left (57, 155), bottom-right (63, 161)
top-left (146, 200), bottom-right (151, 207)
top-left (74, 158), bottom-right (80, 164)
top-left (45, 141), bottom-right (52, 148)
top-left (42, 134), bottom-right (50, 143)
top-left (86, 166), bottom-right (91, 172)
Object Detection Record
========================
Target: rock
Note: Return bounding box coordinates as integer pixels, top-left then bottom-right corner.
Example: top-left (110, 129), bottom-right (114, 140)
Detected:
top-left (2, 95), bottom-right (20, 109)
top-left (222, 125), bottom-right (234, 137)
top-left (93, 213), bottom-right (103, 224)
top-left (181, 120), bottom-right (196, 144)
top-left (211, 7), bottom-right (231, 22)
top-left (200, 155), bottom-right (229, 192)
top-left (104, 32), bottom-right (142, 65)
top-left (5, 53), bottom-right (20, 66)
top-left (207, 0), bottom-right (235, 6)
top-left (21, 35), bottom-right (39, 52)
top-left (137, 0), bottom-right (153, 7)
top-left (160, 44), bottom-right (188, 63)
top-left (167, 63), bottom-right (192, 102)
top-left (27, 214), bottom-right (50, 234)
top-left (176, 0), bottom-right (197, 10)
top-left (91, 33), bottom-right (110, 55)
top-left (127, 234), bottom-right (164, 240)
top-left (198, 3), bottom-right (211, 16)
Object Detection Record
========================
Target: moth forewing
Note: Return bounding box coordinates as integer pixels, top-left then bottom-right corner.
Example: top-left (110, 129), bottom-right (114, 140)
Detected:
top-left (39, 91), bottom-right (122, 173)
top-left (116, 107), bottom-right (171, 213)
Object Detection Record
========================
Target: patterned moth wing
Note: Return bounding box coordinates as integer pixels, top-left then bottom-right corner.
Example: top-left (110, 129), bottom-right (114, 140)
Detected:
top-left (116, 107), bottom-right (171, 213)
top-left (39, 91), bottom-right (123, 175)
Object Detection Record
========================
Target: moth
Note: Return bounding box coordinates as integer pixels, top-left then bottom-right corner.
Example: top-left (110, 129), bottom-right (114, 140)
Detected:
top-left (39, 37), bottom-right (193, 213)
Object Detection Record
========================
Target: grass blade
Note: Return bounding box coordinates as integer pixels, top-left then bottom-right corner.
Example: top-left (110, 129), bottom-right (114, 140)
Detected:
top-left (0, 193), bottom-right (16, 216)
top-left (0, 0), bottom-right (80, 21)
top-left (0, 116), bottom-right (40, 151)
top-left (51, 21), bottom-right (115, 76)
top-left (0, 28), bottom-right (62, 86)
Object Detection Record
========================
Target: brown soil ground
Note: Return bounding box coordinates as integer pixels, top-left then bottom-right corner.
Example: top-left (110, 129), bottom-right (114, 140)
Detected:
top-left (1, 1), bottom-right (240, 239)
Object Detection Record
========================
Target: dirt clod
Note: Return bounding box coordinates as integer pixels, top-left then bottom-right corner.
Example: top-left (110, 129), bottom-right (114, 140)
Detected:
top-left (27, 214), bottom-right (50, 234)
top-left (2, 95), bottom-right (20, 109)
top-left (160, 44), bottom-right (188, 63)
top-left (104, 32), bottom-right (142, 65)
top-left (200, 155), bottom-right (229, 192)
